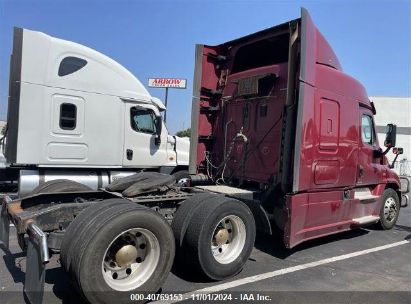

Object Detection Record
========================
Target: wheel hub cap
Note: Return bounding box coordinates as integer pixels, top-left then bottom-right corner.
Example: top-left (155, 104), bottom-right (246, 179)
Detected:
top-left (214, 228), bottom-right (229, 246)
top-left (384, 197), bottom-right (397, 222)
top-left (102, 228), bottom-right (160, 291)
top-left (211, 215), bottom-right (247, 264)
top-left (115, 245), bottom-right (138, 267)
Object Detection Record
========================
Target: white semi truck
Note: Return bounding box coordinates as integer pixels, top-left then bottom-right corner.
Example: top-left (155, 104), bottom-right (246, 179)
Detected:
top-left (1, 27), bottom-right (189, 196)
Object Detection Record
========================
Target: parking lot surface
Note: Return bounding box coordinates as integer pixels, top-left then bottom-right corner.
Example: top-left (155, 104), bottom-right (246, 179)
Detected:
top-left (1, 206), bottom-right (410, 304)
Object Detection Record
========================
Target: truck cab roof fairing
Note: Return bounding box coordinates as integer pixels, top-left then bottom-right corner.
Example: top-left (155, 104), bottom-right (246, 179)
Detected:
top-left (19, 27), bottom-right (151, 101)
top-left (299, 8), bottom-right (342, 85)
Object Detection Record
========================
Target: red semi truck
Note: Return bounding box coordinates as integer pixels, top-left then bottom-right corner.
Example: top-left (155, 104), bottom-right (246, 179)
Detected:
top-left (0, 8), bottom-right (404, 304)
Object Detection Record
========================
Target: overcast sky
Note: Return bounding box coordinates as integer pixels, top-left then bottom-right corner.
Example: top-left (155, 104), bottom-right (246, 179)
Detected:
top-left (0, 0), bottom-right (410, 133)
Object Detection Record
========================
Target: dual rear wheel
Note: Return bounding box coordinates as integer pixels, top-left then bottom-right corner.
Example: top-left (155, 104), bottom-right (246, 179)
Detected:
top-left (60, 199), bottom-right (175, 303)
top-left (172, 193), bottom-right (256, 280)
top-left (60, 194), bottom-right (256, 303)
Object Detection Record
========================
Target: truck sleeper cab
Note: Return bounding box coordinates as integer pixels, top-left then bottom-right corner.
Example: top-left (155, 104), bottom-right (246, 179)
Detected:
top-left (2, 27), bottom-right (190, 197)
top-left (0, 8), bottom-right (403, 304)
top-left (189, 8), bottom-right (402, 248)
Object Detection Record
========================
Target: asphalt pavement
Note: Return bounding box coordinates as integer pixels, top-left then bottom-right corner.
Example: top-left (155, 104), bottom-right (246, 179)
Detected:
top-left (0, 204), bottom-right (410, 304)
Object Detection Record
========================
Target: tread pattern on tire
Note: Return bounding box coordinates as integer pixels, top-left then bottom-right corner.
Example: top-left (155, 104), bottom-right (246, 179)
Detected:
top-left (29, 179), bottom-right (92, 197)
top-left (70, 203), bottom-right (145, 281)
top-left (172, 193), bottom-right (219, 247)
top-left (60, 198), bottom-right (133, 272)
top-left (173, 194), bottom-right (256, 280)
top-left (62, 202), bottom-right (174, 303)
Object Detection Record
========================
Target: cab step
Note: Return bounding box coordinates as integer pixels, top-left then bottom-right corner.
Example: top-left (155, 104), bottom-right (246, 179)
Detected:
top-left (352, 215), bottom-right (380, 225)
top-left (354, 188), bottom-right (379, 202)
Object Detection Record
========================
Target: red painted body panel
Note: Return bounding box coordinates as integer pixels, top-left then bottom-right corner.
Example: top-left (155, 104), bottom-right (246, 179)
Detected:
top-left (190, 8), bottom-right (400, 249)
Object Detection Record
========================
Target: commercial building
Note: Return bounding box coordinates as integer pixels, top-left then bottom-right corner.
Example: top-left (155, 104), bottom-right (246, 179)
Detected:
top-left (371, 97), bottom-right (411, 176)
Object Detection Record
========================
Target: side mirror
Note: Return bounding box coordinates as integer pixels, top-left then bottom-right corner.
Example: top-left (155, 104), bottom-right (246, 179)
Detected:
top-left (393, 147), bottom-right (403, 155)
top-left (389, 147), bottom-right (403, 169)
top-left (384, 124), bottom-right (397, 148)
top-left (154, 116), bottom-right (162, 145)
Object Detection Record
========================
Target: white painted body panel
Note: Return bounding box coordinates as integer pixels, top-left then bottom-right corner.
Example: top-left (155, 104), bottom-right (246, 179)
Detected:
top-left (11, 28), bottom-right (189, 170)
top-left (174, 136), bottom-right (190, 166)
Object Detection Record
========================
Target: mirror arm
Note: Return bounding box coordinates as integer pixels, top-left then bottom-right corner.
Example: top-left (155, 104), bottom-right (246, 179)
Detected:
top-left (389, 154), bottom-right (400, 169)
top-left (155, 135), bottom-right (161, 146)
top-left (382, 146), bottom-right (391, 156)
top-left (154, 116), bottom-right (163, 146)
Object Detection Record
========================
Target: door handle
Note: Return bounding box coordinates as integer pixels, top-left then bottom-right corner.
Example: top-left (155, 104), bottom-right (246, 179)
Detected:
top-left (358, 165), bottom-right (364, 177)
top-left (126, 149), bottom-right (133, 160)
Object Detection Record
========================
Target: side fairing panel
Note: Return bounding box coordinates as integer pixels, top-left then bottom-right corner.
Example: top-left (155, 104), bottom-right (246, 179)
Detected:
top-left (285, 9), bottom-right (373, 247)
top-left (189, 44), bottom-right (222, 175)
top-left (284, 192), bottom-right (354, 248)
top-left (5, 28), bottom-right (23, 163)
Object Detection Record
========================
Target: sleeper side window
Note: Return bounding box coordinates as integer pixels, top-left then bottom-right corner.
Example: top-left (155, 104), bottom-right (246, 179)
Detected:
top-left (130, 107), bottom-right (157, 134)
top-left (58, 57), bottom-right (87, 76)
top-left (361, 114), bottom-right (375, 145)
top-left (59, 103), bottom-right (77, 130)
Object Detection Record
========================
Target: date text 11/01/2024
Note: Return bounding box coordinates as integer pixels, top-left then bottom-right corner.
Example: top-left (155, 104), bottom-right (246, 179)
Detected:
top-left (191, 293), bottom-right (271, 301)
top-left (129, 293), bottom-right (272, 302)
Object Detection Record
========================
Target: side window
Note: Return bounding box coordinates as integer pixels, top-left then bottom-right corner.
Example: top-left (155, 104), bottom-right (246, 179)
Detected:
top-left (60, 103), bottom-right (77, 130)
top-left (361, 114), bottom-right (375, 145)
top-left (130, 107), bottom-right (157, 134)
top-left (58, 57), bottom-right (87, 76)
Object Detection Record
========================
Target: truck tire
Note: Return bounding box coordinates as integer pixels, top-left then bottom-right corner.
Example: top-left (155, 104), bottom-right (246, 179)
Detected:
top-left (60, 198), bottom-right (133, 273)
top-left (172, 170), bottom-right (190, 186)
top-left (378, 188), bottom-right (400, 230)
top-left (174, 195), bottom-right (256, 280)
top-left (122, 174), bottom-right (175, 197)
top-left (62, 203), bottom-right (175, 303)
top-left (106, 172), bottom-right (161, 192)
top-left (29, 179), bottom-right (92, 196)
top-left (172, 193), bottom-right (219, 248)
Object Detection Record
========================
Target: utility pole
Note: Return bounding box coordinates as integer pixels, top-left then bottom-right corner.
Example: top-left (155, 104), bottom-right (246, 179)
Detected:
top-left (164, 87), bottom-right (169, 123)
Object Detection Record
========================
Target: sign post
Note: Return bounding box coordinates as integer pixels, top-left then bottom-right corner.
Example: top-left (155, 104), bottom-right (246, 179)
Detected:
top-left (148, 78), bottom-right (187, 123)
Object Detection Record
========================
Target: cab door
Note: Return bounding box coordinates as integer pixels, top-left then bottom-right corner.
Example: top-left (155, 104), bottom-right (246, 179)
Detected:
top-left (356, 107), bottom-right (381, 186)
top-left (123, 102), bottom-right (168, 168)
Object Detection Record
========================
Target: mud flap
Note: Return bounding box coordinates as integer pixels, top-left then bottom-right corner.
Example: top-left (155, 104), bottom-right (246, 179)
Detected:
top-left (24, 223), bottom-right (49, 304)
top-left (0, 196), bottom-right (11, 248)
top-left (242, 200), bottom-right (272, 235)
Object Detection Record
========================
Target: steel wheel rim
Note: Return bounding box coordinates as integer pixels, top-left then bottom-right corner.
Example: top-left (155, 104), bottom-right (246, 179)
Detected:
top-left (383, 197), bottom-right (397, 222)
top-left (101, 228), bottom-right (160, 291)
top-left (211, 215), bottom-right (246, 264)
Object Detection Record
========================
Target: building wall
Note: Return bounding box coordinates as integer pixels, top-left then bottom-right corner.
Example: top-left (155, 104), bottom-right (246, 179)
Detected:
top-left (0, 120), bottom-right (6, 165)
top-left (370, 97), bottom-right (411, 176)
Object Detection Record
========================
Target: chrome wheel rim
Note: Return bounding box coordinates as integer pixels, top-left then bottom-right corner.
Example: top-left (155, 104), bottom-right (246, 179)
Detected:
top-left (383, 197), bottom-right (397, 222)
top-left (211, 215), bottom-right (246, 264)
top-left (102, 228), bottom-right (160, 291)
